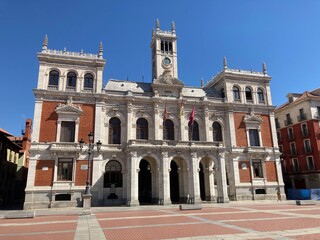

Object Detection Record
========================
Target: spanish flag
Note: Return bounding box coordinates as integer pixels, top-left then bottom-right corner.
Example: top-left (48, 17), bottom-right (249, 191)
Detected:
top-left (189, 107), bottom-right (195, 126)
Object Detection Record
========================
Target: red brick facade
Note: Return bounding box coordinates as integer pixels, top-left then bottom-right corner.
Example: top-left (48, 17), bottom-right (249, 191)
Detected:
top-left (75, 160), bottom-right (93, 186)
top-left (34, 160), bottom-right (55, 186)
top-left (239, 161), bottom-right (251, 182)
top-left (265, 161), bottom-right (277, 182)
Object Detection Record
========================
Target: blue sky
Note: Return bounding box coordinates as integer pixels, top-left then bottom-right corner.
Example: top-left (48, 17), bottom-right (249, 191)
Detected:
top-left (1, 1), bottom-right (320, 135)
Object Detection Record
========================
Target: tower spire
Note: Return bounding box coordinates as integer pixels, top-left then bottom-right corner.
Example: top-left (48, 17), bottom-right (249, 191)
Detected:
top-left (262, 62), bottom-right (267, 75)
top-left (156, 19), bottom-right (160, 31)
top-left (223, 57), bottom-right (228, 69)
top-left (171, 21), bottom-right (176, 34)
top-left (42, 35), bottom-right (48, 51)
top-left (98, 41), bottom-right (103, 59)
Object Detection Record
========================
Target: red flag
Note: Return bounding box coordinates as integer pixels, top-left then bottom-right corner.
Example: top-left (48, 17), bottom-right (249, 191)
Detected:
top-left (189, 107), bottom-right (195, 126)
top-left (163, 104), bottom-right (167, 124)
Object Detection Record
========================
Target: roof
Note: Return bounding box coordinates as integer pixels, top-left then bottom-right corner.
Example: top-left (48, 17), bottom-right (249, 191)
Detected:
top-left (0, 128), bottom-right (13, 136)
top-left (276, 91), bottom-right (320, 111)
top-left (105, 79), bottom-right (152, 93)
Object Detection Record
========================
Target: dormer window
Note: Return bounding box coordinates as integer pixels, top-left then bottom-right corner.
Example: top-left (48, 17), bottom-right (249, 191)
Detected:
top-left (84, 73), bottom-right (93, 90)
top-left (48, 70), bottom-right (59, 89)
top-left (67, 72), bottom-right (77, 90)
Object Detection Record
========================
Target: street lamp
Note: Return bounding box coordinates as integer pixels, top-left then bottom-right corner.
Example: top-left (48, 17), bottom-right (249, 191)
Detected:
top-left (79, 132), bottom-right (102, 196)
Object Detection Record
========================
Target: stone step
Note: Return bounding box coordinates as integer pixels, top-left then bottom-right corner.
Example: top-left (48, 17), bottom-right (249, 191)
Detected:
top-left (4, 211), bottom-right (35, 219)
top-left (179, 204), bottom-right (202, 210)
top-left (296, 200), bottom-right (317, 205)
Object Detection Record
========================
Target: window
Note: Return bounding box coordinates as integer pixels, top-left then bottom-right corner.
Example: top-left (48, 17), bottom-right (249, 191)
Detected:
top-left (67, 72), bottom-right (77, 88)
top-left (104, 160), bottom-right (123, 188)
top-left (292, 158), bottom-right (299, 172)
top-left (233, 86), bottom-right (240, 101)
top-left (188, 121), bottom-right (199, 141)
top-left (279, 145), bottom-right (283, 153)
top-left (304, 139), bottom-right (312, 153)
top-left (249, 129), bottom-right (260, 146)
top-left (290, 142), bottom-right (297, 155)
top-left (84, 73), bottom-right (93, 89)
top-left (136, 118), bottom-right (148, 140)
top-left (275, 118), bottom-right (280, 129)
top-left (160, 40), bottom-right (173, 54)
top-left (60, 121), bottom-right (75, 142)
top-left (221, 88), bottom-right (225, 98)
top-left (163, 119), bottom-right (174, 140)
top-left (57, 158), bottom-right (73, 181)
top-left (307, 156), bottom-right (315, 171)
top-left (245, 87), bottom-right (252, 101)
top-left (109, 118), bottom-right (121, 144)
top-left (213, 122), bottom-right (223, 142)
top-left (285, 113), bottom-right (292, 125)
top-left (257, 88), bottom-right (264, 103)
top-left (252, 160), bottom-right (263, 178)
top-left (298, 108), bottom-right (306, 121)
top-left (288, 128), bottom-right (294, 140)
top-left (301, 123), bottom-right (308, 136)
top-left (316, 106), bottom-right (320, 118)
top-left (276, 131), bottom-right (281, 142)
top-left (48, 70), bottom-right (59, 87)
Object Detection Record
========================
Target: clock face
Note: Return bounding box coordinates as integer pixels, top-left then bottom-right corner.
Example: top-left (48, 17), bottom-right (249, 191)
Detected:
top-left (163, 57), bottom-right (171, 65)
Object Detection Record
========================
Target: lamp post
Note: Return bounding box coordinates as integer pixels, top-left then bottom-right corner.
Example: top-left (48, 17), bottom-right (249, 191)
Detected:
top-left (79, 132), bottom-right (102, 205)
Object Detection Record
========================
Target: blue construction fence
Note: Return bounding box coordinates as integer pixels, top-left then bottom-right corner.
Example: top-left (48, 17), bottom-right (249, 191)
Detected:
top-left (287, 189), bottom-right (320, 200)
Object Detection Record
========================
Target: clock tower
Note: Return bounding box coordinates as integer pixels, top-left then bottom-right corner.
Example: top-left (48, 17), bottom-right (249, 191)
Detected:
top-left (151, 19), bottom-right (178, 82)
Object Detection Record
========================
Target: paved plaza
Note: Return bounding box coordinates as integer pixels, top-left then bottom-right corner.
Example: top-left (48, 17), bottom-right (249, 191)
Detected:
top-left (1, 201), bottom-right (320, 240)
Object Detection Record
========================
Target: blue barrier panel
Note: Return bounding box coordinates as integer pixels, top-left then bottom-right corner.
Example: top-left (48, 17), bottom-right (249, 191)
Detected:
top-left (310, 189), bottom-right (320, 200)
top-left (287, 189), bottom-right (311, 200)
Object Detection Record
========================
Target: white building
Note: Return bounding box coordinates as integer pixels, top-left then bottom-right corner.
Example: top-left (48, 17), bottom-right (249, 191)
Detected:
top-left (24, 20), bottom-right (284, 209)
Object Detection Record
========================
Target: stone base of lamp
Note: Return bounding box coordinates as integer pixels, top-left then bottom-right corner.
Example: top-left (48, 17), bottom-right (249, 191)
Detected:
top-left (82, 194), bottom-right (92, 214)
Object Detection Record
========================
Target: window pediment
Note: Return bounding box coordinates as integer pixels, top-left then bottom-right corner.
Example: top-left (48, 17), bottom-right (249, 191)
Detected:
top-left (243, 112), bottom-right (262, 127)
top-left (55, 97), bottom-right (83, 116)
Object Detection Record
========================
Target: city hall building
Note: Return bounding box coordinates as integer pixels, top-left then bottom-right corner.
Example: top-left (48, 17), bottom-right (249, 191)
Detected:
top-left (24, 20), bottom-right (284, 209)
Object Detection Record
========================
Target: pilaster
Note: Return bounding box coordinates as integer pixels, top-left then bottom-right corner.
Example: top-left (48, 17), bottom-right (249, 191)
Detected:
top-left (32, 99), bottom-right (43, 142)
top-left (189, 151), bottom-right (202, 203)
top-left (159, 151), bottom-right (171, 205)
top-left (217, 152), bottom-right (229, 203)
top-left (126, 151), bottom-right (139, 206)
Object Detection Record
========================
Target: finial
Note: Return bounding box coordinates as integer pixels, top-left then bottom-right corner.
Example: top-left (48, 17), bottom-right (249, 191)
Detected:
top-left (80, 49), bottom-right (84, 54)
top-left (171, 21), bottom-right (176, 33)
top-left (42, 35), bottom-right (48, 51)
top-left (262, 62), bottom-right (267, 75)
top-left (223, 57), bottom-right (228, 69)
top-left (201, 78), bottom-right (204, 87)
top-left (98, 41), bottom-right (103, 58)
top-left (152, 28), bottom-right (155, 36)
top-left (156, 19), bottom-right (160, 31)
top-left (63, 47), bottom-right (67, 53)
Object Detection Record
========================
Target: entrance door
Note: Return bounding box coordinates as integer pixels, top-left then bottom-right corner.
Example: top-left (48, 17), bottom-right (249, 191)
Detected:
top-left (170, 161), bottom-right (180, 203)
top-left (199, 162), bottom-right (205, 201)
top-left (138, 159), bottom-right (152, 204)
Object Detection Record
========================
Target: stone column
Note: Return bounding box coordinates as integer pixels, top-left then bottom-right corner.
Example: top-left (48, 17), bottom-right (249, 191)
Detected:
top-left (154, 103), bottom-right (160, 140)
top-left (189, 151), bottom-right (201, 203)
top-left (159, 151), bottom-right (171, 205)
top-left (227, 110), bottom-right (236, 147)
top-left (217, 152), bottom-right (229, 203)
top-left (91, 152), bottom-right (103, 206)
top-left (126, 151), bottom-right (139, 206)
top-left (56, 120), bottom-right (61, 142)
top-left (205, 169), bottom-right (216, 201)
top-left (204, 107), bottom-right (210, 141)
top-left (126, 102), bottom-right (133, 142)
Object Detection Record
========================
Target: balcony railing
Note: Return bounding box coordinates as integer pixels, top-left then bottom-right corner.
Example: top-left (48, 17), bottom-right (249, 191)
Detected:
top-left (297, 113), bottom-right (307, 122)
top-left (284, 118), bottom-right (293, 126)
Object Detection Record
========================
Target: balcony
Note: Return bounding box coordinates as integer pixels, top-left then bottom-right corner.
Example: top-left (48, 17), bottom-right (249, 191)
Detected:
top-left (275, 122), bottom-right (281, 129)
top-left (297, 113), bottom-right (307, 122)
top-left (284, 118), bottom-right (293, 126)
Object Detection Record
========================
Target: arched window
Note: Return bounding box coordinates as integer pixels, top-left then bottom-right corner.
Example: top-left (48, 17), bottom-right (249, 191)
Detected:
top-left (213, 122), bottom-right (223, 142)
top-left (109, 117), bottom-right (121, 144)
top-left (245, 87), bottom-right (252, 101)
top-left (104, 160), bottom-right (122, 188)
top-left (48, 70), bottom-right (59, 87)
top-left (257, 88), bottom-right (264, 103)
top-left (233, 86), bottom-right (240, 101)
top-left (67, 72), bottom-right (77, 88)
top-left (188, 120), bottom-right (199, 141)
top-left (136, 118), bottom-right (148, 140)
top-left (163, 119), bottom-right (174, 140)
top-left (84, 73), bottom-right (93, 89)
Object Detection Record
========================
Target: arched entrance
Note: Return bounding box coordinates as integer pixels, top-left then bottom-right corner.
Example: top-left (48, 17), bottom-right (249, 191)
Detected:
top-left (170, 161), bottom-right (179, 203)
top-left (138, 159), bottom-right (152, 204)
top-left (199, 162), bottom-right (205, 201)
